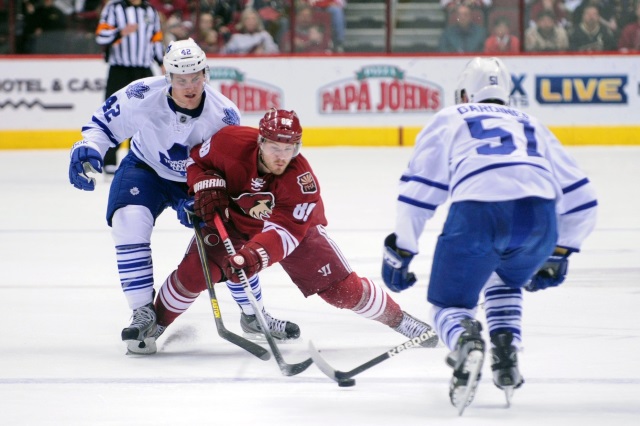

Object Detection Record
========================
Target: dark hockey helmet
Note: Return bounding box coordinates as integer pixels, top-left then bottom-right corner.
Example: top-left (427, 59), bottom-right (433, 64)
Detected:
top-left (259, 108), bottom-right (303, 144)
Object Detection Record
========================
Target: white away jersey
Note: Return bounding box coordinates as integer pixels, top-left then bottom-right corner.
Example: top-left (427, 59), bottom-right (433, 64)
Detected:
top-left (395, 102), bottom-right (597, 254)
top-left (80, 76), bottom-right (240, 181)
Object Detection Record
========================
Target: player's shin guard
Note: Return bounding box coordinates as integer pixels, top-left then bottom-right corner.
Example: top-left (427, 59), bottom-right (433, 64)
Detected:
top-left (154, 270), bottom-right (200, 328)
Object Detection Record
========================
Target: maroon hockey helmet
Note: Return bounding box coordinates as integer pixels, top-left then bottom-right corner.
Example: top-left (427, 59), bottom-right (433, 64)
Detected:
top-left (258, 108), bottom-right (303, 144)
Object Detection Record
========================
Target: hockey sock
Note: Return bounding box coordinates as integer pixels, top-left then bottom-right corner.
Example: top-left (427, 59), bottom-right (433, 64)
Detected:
top-left (116, 243), bottom-right (154, 309)
top-left (155, 271), bottom-right (200, 327)
top-left (225, 275), bottom-right (263, 315)
top-left (319, 273), bottom-right (403, 326)
top-left (483, 274), bottom-right (523, 348)
top-left (432, 306), bottom-right (478, 351)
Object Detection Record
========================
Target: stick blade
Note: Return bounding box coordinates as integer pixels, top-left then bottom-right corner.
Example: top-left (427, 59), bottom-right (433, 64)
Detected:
top-left (308, 341), bottom-right (341, 382)
top-left (280, 356), bottom-right (314, 376)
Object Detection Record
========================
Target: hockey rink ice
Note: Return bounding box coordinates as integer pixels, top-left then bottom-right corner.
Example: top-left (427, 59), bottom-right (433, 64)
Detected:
top-left (1, 146), bottom-right (638, 425)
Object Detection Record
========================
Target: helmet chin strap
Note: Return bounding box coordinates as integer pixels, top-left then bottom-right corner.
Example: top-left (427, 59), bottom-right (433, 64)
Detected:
top-left (257, 149), bottom-right (271, 175)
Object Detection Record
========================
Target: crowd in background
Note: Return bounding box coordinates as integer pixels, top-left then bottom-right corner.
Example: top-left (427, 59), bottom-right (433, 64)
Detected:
top-left (440, 0), bottom-right (640, 54)
top-left (2, 0), bottom-right (640, 55)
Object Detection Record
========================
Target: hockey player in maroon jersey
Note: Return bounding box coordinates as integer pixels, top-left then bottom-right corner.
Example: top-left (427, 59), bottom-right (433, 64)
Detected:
top-left (153, 108), bottom-right (439, 346)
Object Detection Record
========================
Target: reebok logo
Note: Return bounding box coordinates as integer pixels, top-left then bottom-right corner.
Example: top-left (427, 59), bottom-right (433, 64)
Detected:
top-left (387, 330), bottom-right (438, 356)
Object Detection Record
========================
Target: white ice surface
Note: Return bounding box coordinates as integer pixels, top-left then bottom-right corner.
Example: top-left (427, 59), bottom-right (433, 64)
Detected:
top-left (1, 147), bottom-right (639, 425)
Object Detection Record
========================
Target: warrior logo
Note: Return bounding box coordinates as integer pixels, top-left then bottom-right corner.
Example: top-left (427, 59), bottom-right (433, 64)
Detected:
top-left (126, 82), bottom-right (150, 100)
top-left (297, 172), bottom-right (317, 194)
top-left (233, 192), bottom-right (275, 220)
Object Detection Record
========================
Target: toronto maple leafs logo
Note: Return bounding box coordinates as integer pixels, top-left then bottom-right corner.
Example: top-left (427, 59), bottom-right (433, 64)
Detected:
top-left (222, 108), bottom-right (240, 126)
top-left (126, 82), bottom-right (150, 100)
top-left (159, 143), bottom-right (189, 175)
top-left (297, 172), bottom-right (317, 194)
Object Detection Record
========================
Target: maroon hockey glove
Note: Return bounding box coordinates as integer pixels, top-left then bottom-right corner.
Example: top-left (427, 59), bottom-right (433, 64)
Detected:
top-left (193, 171), bottom-right (229, 226)
top-left (222, 242), bottom-right (270, 283)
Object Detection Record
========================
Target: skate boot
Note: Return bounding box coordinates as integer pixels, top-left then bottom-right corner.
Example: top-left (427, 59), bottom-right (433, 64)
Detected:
top-left (490, 331), bottom-right (524, 406)
top-left (121, 303), bottom-right (158, 355)
top-left (446, 319), bottom-right (485, 416)
top-left (240, 308), bottom-right (301, 341)
top-left (393, 311), bottom-right (439, 348)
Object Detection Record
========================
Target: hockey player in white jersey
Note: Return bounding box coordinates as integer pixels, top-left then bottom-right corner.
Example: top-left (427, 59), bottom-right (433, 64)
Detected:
top-left (68, 38), bottom-right (300, 355)
top-left (381, 57), bottom-right (597, 414)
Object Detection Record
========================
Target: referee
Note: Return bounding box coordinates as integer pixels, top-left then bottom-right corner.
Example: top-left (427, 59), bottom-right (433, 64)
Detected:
top-left (95, 0), bottom-right (165, 174)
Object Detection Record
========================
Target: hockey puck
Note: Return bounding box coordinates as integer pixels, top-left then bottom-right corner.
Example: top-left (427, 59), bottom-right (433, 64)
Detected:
top-left (338, 379), bottom-right (356, 387)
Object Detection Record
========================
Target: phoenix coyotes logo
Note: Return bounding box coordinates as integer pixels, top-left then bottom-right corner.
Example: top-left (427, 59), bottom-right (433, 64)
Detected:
top-left (297, 172), bottom-right (317, 194)
top-left (233, 192), bottom-right (275, 220)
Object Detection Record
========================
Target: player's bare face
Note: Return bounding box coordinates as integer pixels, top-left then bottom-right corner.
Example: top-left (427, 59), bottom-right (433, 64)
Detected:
top-left (171, 72), bottom-right (205, 109)
top-left (259, 140), bottom-right (296, 175)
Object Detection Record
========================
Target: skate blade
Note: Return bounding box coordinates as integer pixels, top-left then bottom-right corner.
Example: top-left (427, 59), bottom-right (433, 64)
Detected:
top-left (125, 337), bottom-right (157, 355)
top-left (503, 386), bottom-right (515, 407)
top-left (242, 331), bottom-right (299, 344)
top-left (457, 350), bottom-right (484, 416)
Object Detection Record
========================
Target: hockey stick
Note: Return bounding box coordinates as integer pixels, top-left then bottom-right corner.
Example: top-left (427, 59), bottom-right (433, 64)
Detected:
top-left (308, 331), bottom-right (437, 386)
top-left (192, 216), bottom-right (270, 361)
top-left (213, 213), bottom-right (313, 376)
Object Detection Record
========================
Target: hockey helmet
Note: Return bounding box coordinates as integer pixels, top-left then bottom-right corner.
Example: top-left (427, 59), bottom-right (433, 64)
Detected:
top-left (455, 57), bottom-right (512, 105)
top-left (259, 108), bottom-right (303, 143)
top-left (164, 38), bottom-right (208, 75)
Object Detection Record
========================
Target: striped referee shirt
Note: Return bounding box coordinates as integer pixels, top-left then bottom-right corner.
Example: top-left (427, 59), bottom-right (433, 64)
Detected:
top-left (96, 0), bottom-right (164, 68)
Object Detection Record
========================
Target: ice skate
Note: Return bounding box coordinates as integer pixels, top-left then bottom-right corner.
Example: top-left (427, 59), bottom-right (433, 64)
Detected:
top-left (446, 319), bottom-right (485, 416)
top-left (122, 303), bottom-right (158, 355)
top-left (393, 311), bottom-right (439, 348)
top-left (490, 331), bottom-right (524, 406)
top-left (240, 308), bottom-right (300, 341)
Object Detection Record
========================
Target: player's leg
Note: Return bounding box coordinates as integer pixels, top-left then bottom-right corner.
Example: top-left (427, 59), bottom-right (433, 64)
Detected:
top-left (488, 197), bottom-right (557, 394)
top-left (107, 153), bottom-right (173, 354)
top-left (282, 225), bottom-right (437, 347)
top-left (427, 201), bottom-right (504, 409)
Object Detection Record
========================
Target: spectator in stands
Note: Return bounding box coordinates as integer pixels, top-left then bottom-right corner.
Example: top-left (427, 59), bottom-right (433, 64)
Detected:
top-left (250, 0), bottom-right (288, 44)
top-left (150, 0), bottom-right (191, 22)
top-left (484, 15), bottom-right (520, 53)
top-left (306, 0), bottom-right (347, 52)
top-left (201, 28), bottom-right (222, 53)
top-left (280, 4), bottom-right (331, 53)
top-left (570, 0), bottom-right (621, 35)
top-left (22, 0), bottom-right (68, 53)
top-left (164, 14), bottom-right (194, 44)
top-left (441, 0), bottom-right (492, 15)
top-left (618, 1), bottom-right (640, 51)
top-left (197, 11), bottom-right (215, 41)
top-left (569, 4), bottom-right (617, 50)
top-left (220, 7), bottom-right (280, 54)
top-left (199, 0), bottom-right (244, 44)
top-left (527, 0), bottom-right (568, 28)
top-left (438, 4), bottom-right (487, 52)
top-left (525, 10), bottom-right (570, 51)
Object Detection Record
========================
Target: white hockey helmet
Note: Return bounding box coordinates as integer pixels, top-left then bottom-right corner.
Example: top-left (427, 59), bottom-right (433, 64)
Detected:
top-left (455, 57), bottom-right (512, 105)
top-left (163, 38), bottom-right (208, 75)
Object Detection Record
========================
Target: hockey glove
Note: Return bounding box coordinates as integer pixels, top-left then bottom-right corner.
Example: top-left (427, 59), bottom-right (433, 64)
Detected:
top-left (525, 250), bottom-right (570, 292)
top-left (193, 171), bottom-right (229, 226)
top-left (382, 233), bottom-right (417, 293)
top-left (222, 242), bottom-right (270, 283)
top-left (176, 198), bottom-right (195, 228)
top-left (69, 141), bottom-right (103, 191)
